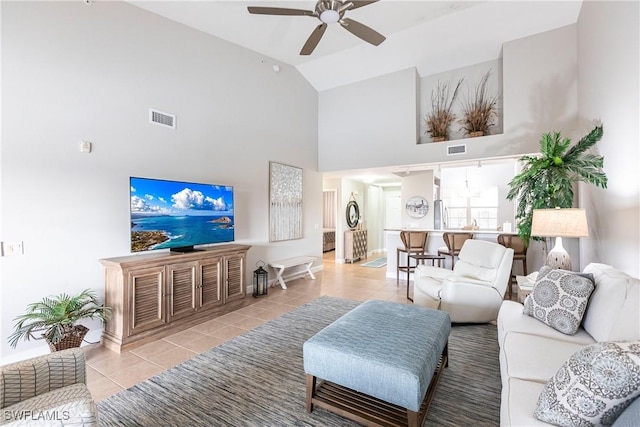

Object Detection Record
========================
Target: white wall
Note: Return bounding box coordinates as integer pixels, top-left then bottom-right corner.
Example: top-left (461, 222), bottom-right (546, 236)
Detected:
top-left (365, 185), bottom-right (385, 254)
top-left (503, 24), bottom-right (578, 143)
top-left (319, 25), bottom-right (579, 173)
top-left (337, 179), bottom-right (366, 263)
top-left (0, 1), bottom-right (319, 363)
top-left (400, 171), bottom-right (435, 229)
top-left (318, 68), bottom-right (419, 171)
top-left (577, 1), bottom-right (640, 277)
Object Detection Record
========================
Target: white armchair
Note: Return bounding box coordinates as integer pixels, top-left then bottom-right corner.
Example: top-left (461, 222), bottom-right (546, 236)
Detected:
top-left (413, 239), bottom-right (514, 323)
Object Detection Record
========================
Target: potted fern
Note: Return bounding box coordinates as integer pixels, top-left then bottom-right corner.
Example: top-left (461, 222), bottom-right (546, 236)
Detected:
top-left (459, 69), bottom-right (499, 137)
top-left (506, 125), bottom-right (608, 246)
top-left (9, 289), bottom-right (111, 352)
top-left (424, 78), bottom-right (463, 142)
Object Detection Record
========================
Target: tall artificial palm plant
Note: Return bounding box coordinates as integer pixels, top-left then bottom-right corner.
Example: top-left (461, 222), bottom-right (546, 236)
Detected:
top-left (506, 125), bottom-right (608, 246)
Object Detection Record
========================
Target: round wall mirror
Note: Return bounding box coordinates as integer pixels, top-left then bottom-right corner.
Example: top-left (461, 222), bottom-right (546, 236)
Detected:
top-left (346, 201), bottom-right (360, 229)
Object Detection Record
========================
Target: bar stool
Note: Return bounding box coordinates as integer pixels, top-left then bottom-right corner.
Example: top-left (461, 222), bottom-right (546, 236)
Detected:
top-left (498, 234), bottom-right (528, 300)
top-left (396, 231), bottom-right (429, 284)
top-left (437, 232), bottom-right (473, 269)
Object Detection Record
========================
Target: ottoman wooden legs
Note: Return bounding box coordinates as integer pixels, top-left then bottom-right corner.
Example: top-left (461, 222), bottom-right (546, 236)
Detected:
top-left (305, 342), bottom-right (449, 427)
top-left (305, 375), bottom-right (316, 413)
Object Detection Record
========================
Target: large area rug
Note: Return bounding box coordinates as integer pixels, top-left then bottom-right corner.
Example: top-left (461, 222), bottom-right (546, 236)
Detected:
top-left (98, 296), bottom-right (501, 426)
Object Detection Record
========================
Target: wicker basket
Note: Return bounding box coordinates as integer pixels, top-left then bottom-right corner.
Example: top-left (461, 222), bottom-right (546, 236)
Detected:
top-left (45, 325), bottom-right (89, 352)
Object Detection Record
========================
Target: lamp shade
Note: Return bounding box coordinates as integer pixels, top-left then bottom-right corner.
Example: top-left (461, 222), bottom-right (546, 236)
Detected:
top-left (531, 208), bottom-right (589, 238)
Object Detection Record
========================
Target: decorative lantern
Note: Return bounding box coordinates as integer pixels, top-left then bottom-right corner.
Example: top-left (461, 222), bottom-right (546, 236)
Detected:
top-left (253, 261), bottom-right (269, 298)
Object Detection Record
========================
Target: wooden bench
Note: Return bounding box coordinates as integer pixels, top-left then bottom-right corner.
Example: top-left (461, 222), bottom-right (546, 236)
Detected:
top-left (268, 256), bottom-right (316, 289)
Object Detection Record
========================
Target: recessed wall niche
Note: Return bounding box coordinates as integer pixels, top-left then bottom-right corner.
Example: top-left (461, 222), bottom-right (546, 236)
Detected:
top-left (419, 58), bottom-right (503, 145)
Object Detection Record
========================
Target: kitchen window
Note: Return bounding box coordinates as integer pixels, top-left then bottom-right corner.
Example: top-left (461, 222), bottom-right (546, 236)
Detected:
top-left (443, 186), bottom-right (499, 230)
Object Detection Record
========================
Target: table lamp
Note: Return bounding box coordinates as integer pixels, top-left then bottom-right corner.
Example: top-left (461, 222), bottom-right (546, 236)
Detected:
top-left (530, 208), bottom-right (589, 271)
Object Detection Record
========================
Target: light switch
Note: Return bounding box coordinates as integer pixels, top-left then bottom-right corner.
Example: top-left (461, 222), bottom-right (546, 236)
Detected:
top-left (1, 241), bottom-right (24, 256)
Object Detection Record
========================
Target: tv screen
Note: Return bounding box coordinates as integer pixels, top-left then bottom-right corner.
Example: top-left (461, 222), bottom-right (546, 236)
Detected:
top-left (130, 177), bottom-right (234, 253)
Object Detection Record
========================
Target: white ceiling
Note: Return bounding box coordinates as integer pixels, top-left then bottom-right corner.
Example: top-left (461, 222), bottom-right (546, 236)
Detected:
top-left (127, 0), bottom-right (583, 184)
top-left (129, 0), bottom-right (583, 91)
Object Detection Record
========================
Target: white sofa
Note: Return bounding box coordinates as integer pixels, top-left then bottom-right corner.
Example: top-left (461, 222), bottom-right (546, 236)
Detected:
top-left (497, 263), bottom-right (640, 426)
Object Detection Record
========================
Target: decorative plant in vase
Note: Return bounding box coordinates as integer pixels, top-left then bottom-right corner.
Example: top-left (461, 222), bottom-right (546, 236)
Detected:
top-left (459, 69), bottom-right (499, 137)
top-left (506, 125), bottom-right (608, 246)
top-left (424, 77), bottom-right (463, 142)
top-left (9, 289), bottom-right (111, 352)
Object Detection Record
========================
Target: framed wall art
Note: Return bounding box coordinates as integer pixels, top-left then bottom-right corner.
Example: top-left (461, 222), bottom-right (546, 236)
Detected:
top-left (406, 196), bottom-right (429, 218)
top-left (269, 161), bottom-right (303, 242)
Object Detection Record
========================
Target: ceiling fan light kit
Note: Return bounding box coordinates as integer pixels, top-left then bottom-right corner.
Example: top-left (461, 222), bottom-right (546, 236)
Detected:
top-left (248, 0), bottom-right (386, 55)
top-left (320, 9), bottom-right (340, 23)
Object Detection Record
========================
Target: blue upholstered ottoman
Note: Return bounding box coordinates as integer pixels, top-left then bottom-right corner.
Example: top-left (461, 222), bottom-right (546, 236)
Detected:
top-left (303, 300), bottom-right (451, 427)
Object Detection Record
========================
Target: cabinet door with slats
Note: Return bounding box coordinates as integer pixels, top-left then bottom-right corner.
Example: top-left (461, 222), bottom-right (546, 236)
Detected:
top-left (199, 256), bottom-right (223, 309)
top-left (128, 266), bottom-right (166, 336)
top-left (167, 262), bottom-right (198, 322)
top-left (224, 253), bottom-right (246, 302)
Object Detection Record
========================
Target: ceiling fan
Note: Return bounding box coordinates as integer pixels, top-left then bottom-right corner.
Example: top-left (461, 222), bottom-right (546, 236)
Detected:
top-left (247, 0), bottom-right (386, 55)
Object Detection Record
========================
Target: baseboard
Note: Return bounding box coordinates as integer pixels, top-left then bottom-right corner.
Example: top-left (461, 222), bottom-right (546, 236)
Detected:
top-left (1, 327), bottom-right (105, 366)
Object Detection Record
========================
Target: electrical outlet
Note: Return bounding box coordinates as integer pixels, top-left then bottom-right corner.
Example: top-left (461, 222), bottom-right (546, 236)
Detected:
top-left (1, 241), bottom-right (24, 256)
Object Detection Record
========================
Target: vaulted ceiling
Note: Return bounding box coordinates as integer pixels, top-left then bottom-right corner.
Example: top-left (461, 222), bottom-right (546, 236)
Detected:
top-left (127, 0), bottom-right (583, 184)
top-left (129, 1), bottom-right (583, 91)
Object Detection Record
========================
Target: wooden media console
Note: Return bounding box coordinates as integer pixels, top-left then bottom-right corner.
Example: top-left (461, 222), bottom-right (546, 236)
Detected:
top-left (99, 244), bottom-right (251, 353)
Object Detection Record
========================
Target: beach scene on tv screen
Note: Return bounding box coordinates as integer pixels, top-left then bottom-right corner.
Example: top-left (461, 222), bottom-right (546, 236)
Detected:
top-left (130, 177), bottom-right (234, 252)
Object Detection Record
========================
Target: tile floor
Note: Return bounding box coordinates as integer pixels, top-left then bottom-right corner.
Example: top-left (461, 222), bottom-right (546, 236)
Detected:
top-left (84, 251), bottom-right (410, 401)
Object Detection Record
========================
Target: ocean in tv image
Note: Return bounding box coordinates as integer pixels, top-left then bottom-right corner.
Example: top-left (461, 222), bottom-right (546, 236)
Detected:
top-left (130, 177), bottom-right (234, 252)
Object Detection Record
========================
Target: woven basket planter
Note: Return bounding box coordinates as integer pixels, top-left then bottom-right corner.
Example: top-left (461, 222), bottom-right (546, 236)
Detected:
top-left (46, 325), bottom-right (89, 352)
top-left (469, 131), bottom-right (484, 138)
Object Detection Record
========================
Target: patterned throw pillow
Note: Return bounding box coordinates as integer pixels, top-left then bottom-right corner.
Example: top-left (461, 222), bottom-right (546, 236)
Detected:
top-left (523, 266), bottom-right (595, 335)
top-left (535, 341), bottom-right (640, 426)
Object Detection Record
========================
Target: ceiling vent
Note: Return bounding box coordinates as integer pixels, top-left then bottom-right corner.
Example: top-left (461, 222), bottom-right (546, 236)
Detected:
top-left (149, 109), bottom-right (176, 129)
top-left (447, 144), bottom-right (467, 156)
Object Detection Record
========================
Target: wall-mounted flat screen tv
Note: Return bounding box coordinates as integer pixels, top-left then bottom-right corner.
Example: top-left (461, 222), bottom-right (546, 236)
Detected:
top-left (130, 177), bottom-right (234, 253)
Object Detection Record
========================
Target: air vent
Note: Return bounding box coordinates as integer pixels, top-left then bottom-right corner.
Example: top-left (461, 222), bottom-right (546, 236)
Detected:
top-left (447, 144), bottom-right (467, 155)
top-left (149, 109), bottom-right (176, 129)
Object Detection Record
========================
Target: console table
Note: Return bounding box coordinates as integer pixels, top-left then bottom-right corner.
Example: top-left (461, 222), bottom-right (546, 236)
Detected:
top-left (99, 244), bottom-right (250, 353)
top-left (345, 229), bottom-right (367, 263)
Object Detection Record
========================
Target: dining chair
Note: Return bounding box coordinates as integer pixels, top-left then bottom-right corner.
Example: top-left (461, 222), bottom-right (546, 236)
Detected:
top-left (497, 234), bottom-right (528, 300)
top-left (437, 232), bottom-right (474, 269)
top-left (397, 231), bottom-right (429, 284)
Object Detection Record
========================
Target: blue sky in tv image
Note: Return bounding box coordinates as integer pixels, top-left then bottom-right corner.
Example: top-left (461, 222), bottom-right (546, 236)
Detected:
top-left (130, 177), bottom-right (234, 252)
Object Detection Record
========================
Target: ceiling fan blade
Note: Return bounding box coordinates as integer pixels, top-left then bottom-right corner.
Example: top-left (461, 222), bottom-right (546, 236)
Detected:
top-left (300, 23), bottom-right (327, 55)
top-left (339, 18), bottom-right (386, 46)
top-left (349, 1), bottom-right (379, 10)
top-left (247, 6), bottom-right (314, 16)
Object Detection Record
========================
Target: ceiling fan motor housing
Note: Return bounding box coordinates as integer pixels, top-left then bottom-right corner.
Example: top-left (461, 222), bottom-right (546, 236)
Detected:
top-left (317, 0), bottom-right (352, 23)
